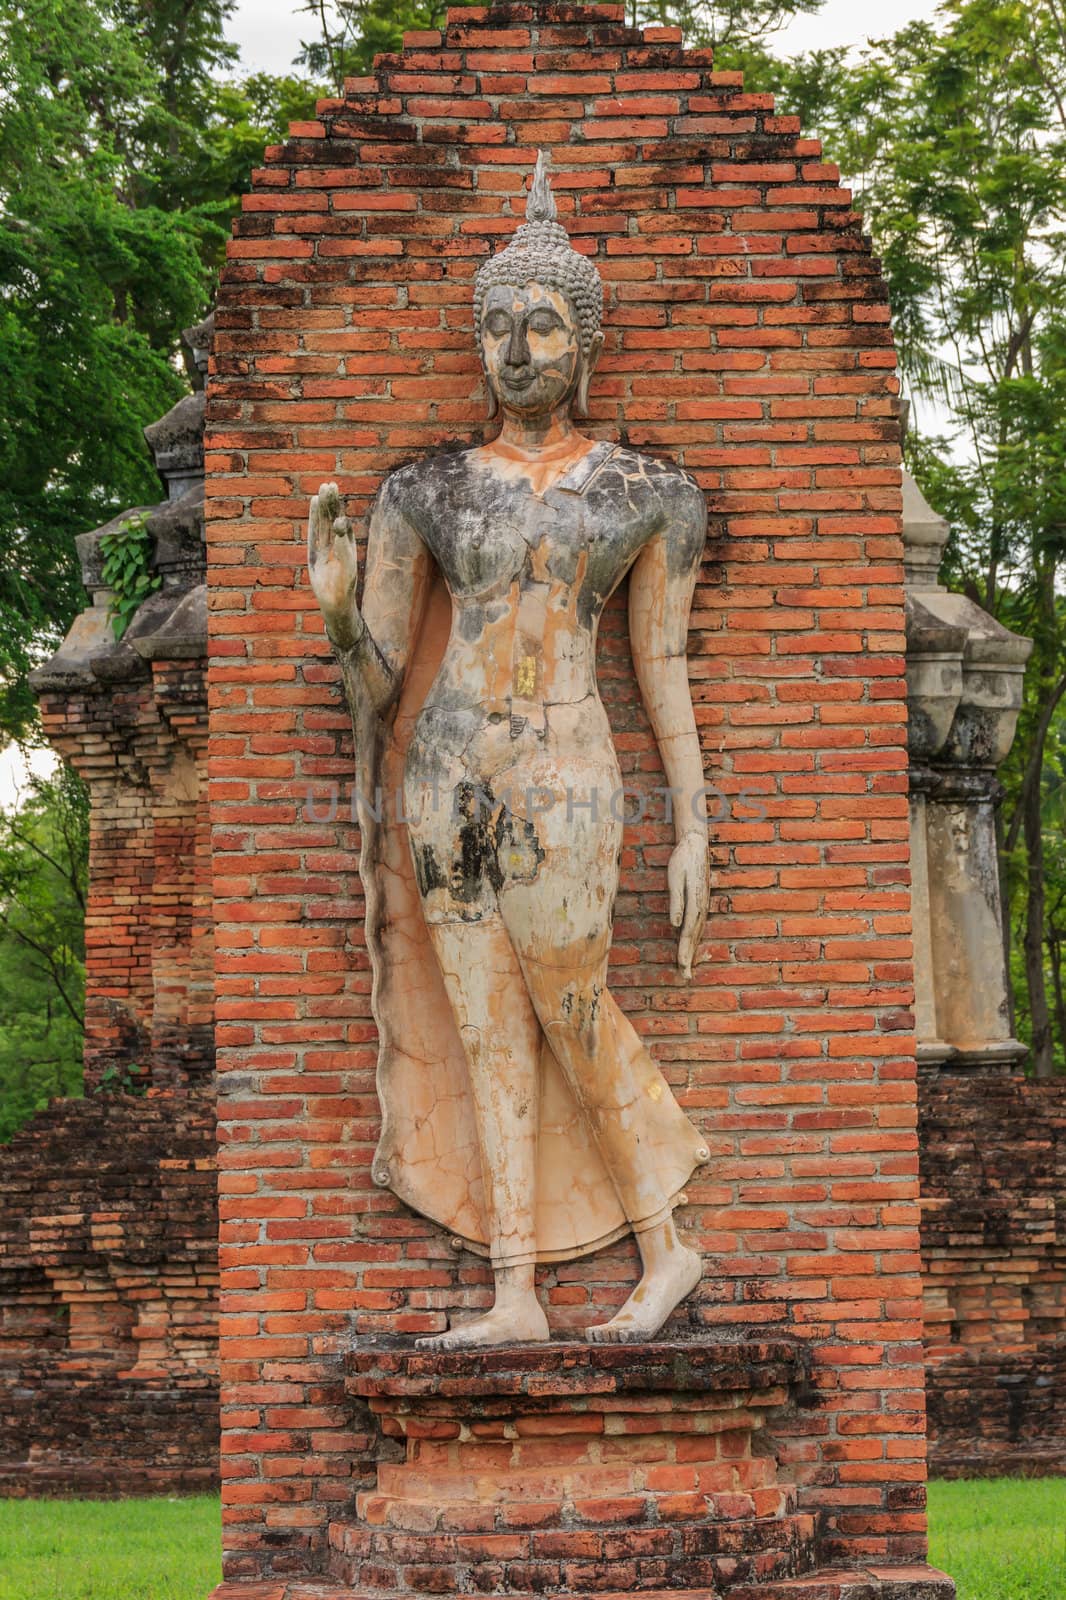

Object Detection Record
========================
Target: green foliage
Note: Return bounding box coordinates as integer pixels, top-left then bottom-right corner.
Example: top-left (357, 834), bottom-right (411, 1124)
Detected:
top-left (0, 767), bottom-right (88, 1143)
top-left (294, 0), bottom-right (483, 91)
top-left (1008, 686), bottom-right (1066, 1070)
top-left (776, 0), bottom-right (1066, 1075)
top-left (99, 515), bottom-right (162, 640)
top-left (163, 72), bottom-right (322, 220)
top-left (0, 0), bottom-right (321, 745)
top-left (0, 1495), bottom-right (222, 1600)
top-left (0, 0), bottom-right (213, 741)
top-left (927, 1477), bottom-right (1066, 1599)
top-left (787, 0), bottom-right (1066, 602)
top-left (625, 0), bottom-right (826, 89)
top-left (96, 1061), bottom-right (149, 1096)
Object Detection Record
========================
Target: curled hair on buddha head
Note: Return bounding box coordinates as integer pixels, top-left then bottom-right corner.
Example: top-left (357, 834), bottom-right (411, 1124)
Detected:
top-left (474, 150), bottom-right (605, 413)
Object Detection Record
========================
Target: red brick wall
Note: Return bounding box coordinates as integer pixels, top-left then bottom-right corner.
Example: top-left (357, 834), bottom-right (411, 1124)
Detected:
top-left (38, 660), bottom-right (215, 1093)
top-left (207, 3), bottom-right (921, 1580)
top-left (919, 1067), bottom-right (1066, 1476)
top-left (38, 681), bottom-right (157, 1084)
top-left (6, 657), bottom-right (219, 1496)
top-left (0, 1094), bottom-right (218, 1496)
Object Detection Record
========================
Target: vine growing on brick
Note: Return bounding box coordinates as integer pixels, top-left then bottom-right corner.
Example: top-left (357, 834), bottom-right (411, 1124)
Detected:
top-left (100, 516), bottom-right (161, 640)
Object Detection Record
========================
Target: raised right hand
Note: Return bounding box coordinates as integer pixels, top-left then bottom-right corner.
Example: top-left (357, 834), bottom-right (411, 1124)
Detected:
top-left (308, 481), bottom-right (361, 649)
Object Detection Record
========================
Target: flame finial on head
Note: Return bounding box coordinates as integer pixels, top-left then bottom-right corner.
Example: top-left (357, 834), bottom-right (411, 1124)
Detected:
top-left (527, 149), bottom-right (558, 225)
top-left (473, 148), bottom-right (603, 361)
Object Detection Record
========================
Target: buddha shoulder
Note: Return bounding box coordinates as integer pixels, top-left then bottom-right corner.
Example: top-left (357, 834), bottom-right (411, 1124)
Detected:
top-left (372, 451), bottom-right (471, 532)
top-left (591, 445), bottom-right (706, 563)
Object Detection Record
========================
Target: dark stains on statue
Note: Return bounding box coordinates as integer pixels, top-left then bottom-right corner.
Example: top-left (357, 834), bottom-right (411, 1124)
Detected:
top-left (497, 808), bottom-right (545, 885)
top-left (454, 781), bottom-right (505, 902)
top-left (561, 982), bottom-right (603, 1043)
top-left (380, 441), bottom-right (705, 641)
top-left (414, 779), bottom-right (545, 912)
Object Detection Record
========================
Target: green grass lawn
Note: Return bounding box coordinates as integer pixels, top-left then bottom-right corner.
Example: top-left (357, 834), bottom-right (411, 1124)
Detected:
top-left (0, 1495), bottom-right (221, 1600)
top-left (928, 1478), bottom-right (1066, 1600)
top-left (0, 1480), bottom-right (1062, 1598)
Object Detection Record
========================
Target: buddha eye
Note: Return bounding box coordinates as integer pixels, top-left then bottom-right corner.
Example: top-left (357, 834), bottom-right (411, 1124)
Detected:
top-left (484, 311), bottom-right (511, 338)
top-left (527, 310), bottom-right (563, 336)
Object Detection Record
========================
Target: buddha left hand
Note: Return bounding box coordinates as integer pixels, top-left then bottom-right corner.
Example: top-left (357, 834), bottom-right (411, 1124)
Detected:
top-left (308, 481), bottom-right (361, 651)
top-left (669, 831), bottom-right (709, 980)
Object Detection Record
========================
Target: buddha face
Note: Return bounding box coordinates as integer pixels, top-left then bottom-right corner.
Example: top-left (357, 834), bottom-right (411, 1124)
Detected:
top-left (480, 282), bottom-right (582, 417)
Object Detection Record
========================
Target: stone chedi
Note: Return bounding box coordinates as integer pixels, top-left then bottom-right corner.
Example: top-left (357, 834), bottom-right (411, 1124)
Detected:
top-left (902, 472), bottom-right (1032, 1069)
top-left (31, 316), bottom-right (215, 1091)
top-left (0, 317), bottom-right (218, 1498)
top-left (309, 153), bottom-right (711, 1349)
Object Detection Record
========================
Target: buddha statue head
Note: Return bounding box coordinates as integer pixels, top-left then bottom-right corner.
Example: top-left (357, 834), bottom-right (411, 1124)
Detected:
top-left (474, 150), bottom-right (605, 420)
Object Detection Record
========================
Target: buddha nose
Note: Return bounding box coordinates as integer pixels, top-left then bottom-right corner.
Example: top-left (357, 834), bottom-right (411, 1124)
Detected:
top-left (505, 319), bottom-right (530, 368)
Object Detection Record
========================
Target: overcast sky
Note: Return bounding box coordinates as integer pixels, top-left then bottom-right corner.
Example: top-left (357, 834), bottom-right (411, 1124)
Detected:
top-left (228, 0), bottom-right (943, 78)
top-left (0, 743), bottom-right (56, 812)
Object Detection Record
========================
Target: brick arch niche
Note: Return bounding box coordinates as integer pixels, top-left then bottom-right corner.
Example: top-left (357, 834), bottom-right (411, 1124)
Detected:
top-left (207, 5), bottom-right (951, 1597)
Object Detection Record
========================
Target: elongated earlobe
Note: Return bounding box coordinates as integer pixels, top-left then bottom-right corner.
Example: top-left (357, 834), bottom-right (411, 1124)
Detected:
top-left (485, 382), bottom-right (499, 420)
top-left (575, 330), bottom-right (605, 417)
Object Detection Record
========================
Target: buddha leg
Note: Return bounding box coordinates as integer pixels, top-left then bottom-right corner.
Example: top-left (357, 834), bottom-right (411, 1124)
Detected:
top-left (516, 943), bottom-right (703, 1341)
top-left (497, 756), bottom-right (704, 1341)
top-left (519, 945), bottom-right (701, 1230)
top-left (416, 913), bottom-right (549, 1349)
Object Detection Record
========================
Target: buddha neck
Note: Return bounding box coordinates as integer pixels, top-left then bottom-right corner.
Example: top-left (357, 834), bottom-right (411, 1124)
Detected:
top-left (491, 404), bottom-right (583, 457)
top-left (483, 409), bottom-right (597, 494)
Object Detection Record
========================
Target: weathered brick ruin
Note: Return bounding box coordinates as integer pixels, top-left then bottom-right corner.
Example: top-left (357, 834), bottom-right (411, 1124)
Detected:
top-left (920, 1071), bottom-right (1066, 1477)
top-left (902, 471), bottom-right (1065, 1476)
top-left (0, 320), bottom-right (219, 1496)
top-left (0, 0), bottom-right (1062, 1526)
top-left (205, 5), bottom-right (953, 1593)
top-left (0, 1095), bottom-right (217, 1495)
top-left (34, 318), bottom-right (215, 1096)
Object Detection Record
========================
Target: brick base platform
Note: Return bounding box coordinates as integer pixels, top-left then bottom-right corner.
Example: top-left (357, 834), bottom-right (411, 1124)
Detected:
top-left (0, 1093), bottom-right (218, 1498)
top-left (207, 1337), bottom-right (956, 1598)
top-left (210, 1568), bottom-right (955, 1600)
top-left (338, 1341), bottom-right (811, 1593)
top-left (919, 1067), bottom-right (1066, 1477)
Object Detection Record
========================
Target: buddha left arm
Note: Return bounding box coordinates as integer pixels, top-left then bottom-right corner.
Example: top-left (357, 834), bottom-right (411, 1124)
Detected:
top-left (628, 478), bottom-right (709, 979)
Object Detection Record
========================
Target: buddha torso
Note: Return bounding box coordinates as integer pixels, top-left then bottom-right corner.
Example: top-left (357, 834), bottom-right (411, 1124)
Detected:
top-left (382, 440), bottom-right (702, 779)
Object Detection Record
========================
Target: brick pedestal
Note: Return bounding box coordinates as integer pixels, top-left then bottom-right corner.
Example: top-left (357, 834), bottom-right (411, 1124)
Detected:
top-left (336, 1342), bottom-right (812, 1593)
top-left (213, 1574), bottom-right (953, 1600)
top-left (0, 1095), bottom-right (217, 1497)
top-left (919, 1067), bottom-right (1066, 1476)
top-left (208, 1342), bottom-right (953, 1600)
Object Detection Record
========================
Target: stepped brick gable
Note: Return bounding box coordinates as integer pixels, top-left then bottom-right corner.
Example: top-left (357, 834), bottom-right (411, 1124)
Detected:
top-left (205, 5), bottom-right (951, 1594)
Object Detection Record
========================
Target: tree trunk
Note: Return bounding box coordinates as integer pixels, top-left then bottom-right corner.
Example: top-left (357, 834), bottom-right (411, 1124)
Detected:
top-left (1049, 932), bottom-right (1066, 1072)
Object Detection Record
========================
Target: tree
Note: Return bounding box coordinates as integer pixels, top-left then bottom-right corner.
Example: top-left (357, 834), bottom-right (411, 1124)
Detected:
top-left (294, 0), bottom-right (482, 92)
top-left (0, 0), bottom-right (321, 747)
top-left (0, 0), bottom-right (217, 743)
top-left (789, 0), bottom-right (1066, 1075)
top-left (157, 72), bottom-right (324, 221)
top-left (627, 0), bottom-right (825, 89)
top-left (0, 768), bottom-right (89, 1141)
